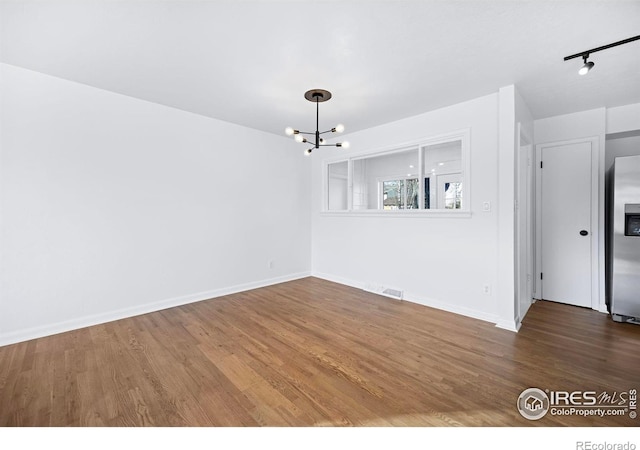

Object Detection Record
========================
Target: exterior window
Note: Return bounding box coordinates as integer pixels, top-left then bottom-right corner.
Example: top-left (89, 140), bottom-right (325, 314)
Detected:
top-left (381, 178), bottom-right (419, 210)
top-left (443, 180), bottom-right (463, 210)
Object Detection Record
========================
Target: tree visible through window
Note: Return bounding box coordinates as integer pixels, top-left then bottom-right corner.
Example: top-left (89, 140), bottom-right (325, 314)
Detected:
top-left (382, 178), bottom-right (419, 209)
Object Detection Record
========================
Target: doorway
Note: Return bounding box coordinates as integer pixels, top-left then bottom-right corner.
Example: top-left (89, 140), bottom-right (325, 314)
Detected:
top-left (535, 138), bottom-right (598, 309)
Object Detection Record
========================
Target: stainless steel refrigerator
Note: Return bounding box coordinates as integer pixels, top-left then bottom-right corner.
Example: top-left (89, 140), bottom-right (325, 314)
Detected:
top-left (610, 154), bottom-right (640, 324)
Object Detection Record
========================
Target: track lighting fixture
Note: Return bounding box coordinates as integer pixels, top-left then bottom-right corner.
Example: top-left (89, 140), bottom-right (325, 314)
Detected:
top-left (578, 54), bottom-right (595, 75)
top-left (564, 34), bottom-right (640, 75)
top-left (285, 89), bottom-right (349, 155)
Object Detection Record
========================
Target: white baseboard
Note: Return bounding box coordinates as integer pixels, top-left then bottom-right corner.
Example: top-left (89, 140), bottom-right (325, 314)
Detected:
top-left (495, 318), bottom-right (522, 332)
top-left (403, 292), bottom-right (500, 326)
top-left (310, 271), bottom-right (363, 291)
top-left (312, 271), bottom-right (500, 326)
top-left (0, 271), bottom-right (311, 347)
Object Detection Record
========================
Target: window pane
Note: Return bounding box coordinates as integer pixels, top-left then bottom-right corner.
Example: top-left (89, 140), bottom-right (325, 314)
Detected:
top-left (382, 180), bottom-right (403, 210)
top-left (352, 148), bottom-right (419, 210)
top-left (382, 178), bottom-right (418, 209)
top-left (423, 140), bottom-right (462, 209)
top-left (327, 161), bottom-right (348, 210)
top-left (406, 178), bottom-right (419, 209)
top-left (352, 158), bottom-right (368, 210)
top-left (444, 181), bottom-right (462, 209)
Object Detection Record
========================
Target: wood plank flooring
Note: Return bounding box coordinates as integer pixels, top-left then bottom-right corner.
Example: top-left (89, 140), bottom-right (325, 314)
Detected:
top-left (0, 277), bottom-right (638, 426)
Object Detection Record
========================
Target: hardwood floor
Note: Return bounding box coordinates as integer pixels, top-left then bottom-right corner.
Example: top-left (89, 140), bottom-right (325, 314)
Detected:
top-left (0, 277), bottom-right (638, 426)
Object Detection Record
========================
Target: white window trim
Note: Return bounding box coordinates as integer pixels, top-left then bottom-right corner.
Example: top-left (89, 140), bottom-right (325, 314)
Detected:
top-left (322, 129), bottom-right (471, 217)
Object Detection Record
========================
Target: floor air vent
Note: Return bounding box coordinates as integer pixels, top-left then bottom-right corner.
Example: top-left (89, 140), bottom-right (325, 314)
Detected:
top-left (382, 288), bottom-right (403, 300)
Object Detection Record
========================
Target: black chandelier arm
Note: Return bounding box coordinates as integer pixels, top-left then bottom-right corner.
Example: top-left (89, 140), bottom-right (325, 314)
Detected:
top-left (295, 130), bottom-right (315, 136)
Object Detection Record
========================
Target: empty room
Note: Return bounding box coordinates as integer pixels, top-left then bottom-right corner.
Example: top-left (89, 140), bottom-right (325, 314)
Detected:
top-left (1, 0), bottom-right (639, 442)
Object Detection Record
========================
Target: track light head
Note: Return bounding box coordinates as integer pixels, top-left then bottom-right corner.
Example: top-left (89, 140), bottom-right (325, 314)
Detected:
top-left (579, 54), bottom-right (594, 75)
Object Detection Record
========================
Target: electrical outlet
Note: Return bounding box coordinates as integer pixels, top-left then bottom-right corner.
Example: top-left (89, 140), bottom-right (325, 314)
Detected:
top-left (482, 201), bottom-right (491, 212)
top-left (483, 284), bottom-right (491, 295)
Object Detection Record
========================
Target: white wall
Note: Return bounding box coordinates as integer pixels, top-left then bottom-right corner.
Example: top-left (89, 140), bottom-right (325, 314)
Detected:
top-left (606, 103), bottom-right (640, 135)
top-left (515, 89), bottom-right (534, 144)
top-left (535, 108), bottom-right (606, 145)
top-left (311, 93), bottom-right (502, 323)
top-left (605, 102), bottom-right (640, 172)
top-left (496, 86), bottom-right (517, 330)
top-left (0, 64), bottom-right (311, 345)
top-left (606, 134), bottom-right (640, 172)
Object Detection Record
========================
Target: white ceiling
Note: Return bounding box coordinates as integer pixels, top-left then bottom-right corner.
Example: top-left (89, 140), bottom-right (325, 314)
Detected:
top-left (1, 0), bottom-right (639, 136)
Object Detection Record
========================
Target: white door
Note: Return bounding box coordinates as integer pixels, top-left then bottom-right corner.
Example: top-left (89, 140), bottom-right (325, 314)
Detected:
top-left (540, 141), bottom-right (592, 308)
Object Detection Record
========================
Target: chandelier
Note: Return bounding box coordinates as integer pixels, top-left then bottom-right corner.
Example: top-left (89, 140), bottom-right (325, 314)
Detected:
top-left (285, 89), bottom-right (349, 155)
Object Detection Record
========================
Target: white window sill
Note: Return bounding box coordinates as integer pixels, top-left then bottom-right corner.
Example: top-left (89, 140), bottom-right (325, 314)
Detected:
top-left (319, 210), bottom-right (472, 218)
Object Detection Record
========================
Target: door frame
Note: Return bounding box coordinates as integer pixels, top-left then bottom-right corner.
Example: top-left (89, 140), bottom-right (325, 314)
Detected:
top-left (535, 137), bottom-right (600, 310)
top-left (515, 123), bottom-right (534, 324)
